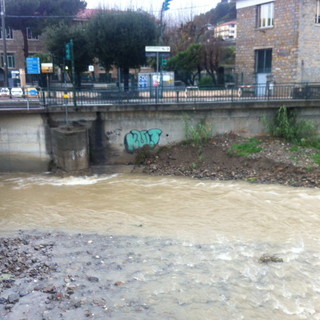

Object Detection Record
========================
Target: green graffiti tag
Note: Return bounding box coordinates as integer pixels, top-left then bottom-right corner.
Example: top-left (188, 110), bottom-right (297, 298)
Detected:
top-left (124, 129), bottom-right (162, 152)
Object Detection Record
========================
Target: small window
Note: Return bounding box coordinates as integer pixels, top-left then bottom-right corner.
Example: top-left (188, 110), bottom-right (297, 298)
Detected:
top-left (26, 27), bottom-right (39, 40)
top-left (1, 53), bottom-right (15, 68)
top-left (257, 2), bottom-right (274, 28)
top-left (255, 49), bottom-right (272, 73)
top-left (0, 27), bottom-right (13, 39)
top-left (316, 0), bottom-right (320, 23)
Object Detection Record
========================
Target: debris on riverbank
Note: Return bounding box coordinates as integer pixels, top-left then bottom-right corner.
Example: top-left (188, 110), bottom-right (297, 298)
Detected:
top-left (139, 133), bottom-right (320, 188)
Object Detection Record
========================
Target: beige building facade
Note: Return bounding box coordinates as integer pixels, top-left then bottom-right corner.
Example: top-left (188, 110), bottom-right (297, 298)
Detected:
top-left (215, 20), bottom-right (237, 40)
top-left (236, 0), bottom-right (320, 85)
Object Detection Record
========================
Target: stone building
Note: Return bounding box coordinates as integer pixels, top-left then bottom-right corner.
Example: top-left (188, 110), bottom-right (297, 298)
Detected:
top-left (0, 9), bottom-right (124, 88)
top-left (0, 27), bottom-right (46, 87)
top-left (235, 0), bottom-right (320, 86)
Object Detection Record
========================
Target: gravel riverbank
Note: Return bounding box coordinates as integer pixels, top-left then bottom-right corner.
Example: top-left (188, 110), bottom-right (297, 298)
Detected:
top-left (0, 231), bottom-right (186, 320)
top-left (140, 133), bottom-right (320, 188)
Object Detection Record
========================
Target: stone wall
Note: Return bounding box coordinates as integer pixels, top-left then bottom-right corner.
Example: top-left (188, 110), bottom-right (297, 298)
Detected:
top-left (298, 0), bottom-right (320, 82)
top-left (236, 0), bottom-right (300, 84)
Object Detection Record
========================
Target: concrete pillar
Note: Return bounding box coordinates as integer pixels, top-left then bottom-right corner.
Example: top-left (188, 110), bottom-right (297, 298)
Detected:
top-left (52, 126), bottom-right (89, 173)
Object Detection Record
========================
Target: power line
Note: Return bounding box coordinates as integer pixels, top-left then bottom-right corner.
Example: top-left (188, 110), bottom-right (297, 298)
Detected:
top-left (6, 15), bottom-right (76, 18)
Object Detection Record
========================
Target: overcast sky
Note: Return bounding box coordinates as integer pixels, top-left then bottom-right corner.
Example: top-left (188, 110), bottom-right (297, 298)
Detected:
top-left (85, 0), bottom-right (220, 22)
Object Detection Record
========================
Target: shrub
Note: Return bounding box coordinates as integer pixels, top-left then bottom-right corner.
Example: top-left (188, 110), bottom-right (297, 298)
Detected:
top-left (229, 138), bottom-right (262, 157)
top-left (183, 115), bottom-right (213, 145)
top-left (198, 76), bottom-right (214, 88)
top-left (269, 106), bottom-right (320, 148)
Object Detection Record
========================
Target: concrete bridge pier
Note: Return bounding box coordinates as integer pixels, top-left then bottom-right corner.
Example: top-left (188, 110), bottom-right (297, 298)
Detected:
top-left (51, 125), bottom-right (89, 173)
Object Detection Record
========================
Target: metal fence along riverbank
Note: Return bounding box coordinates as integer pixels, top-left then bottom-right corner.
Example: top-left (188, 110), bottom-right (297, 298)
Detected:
top-left (39, 82), bottom-right (320, 108)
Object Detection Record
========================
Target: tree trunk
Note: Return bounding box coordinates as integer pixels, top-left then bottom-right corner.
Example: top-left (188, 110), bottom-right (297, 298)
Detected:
top-left (123, 67), bottom-right (129, 91)
top-left (21, 28), bottom-right (29, 59)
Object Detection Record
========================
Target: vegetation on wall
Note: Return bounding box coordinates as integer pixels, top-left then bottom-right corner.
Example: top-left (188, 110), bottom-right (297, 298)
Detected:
top-left (268, 106), bottom-right (320, 148)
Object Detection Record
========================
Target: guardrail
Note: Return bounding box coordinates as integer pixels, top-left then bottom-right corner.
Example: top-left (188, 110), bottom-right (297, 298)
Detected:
top-left (2, 82), bottom-right (320, 111)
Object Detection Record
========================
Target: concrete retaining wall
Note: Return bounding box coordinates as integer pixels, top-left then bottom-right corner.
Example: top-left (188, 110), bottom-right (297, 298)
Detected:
top-left (0, 113), bottom-right (50, 172)
top-left (1, 101), bottom-right (320, 171)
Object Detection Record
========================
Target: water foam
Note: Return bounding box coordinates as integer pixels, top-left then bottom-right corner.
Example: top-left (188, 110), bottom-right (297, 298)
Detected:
top-left (6, 174), bottom-right (118, 189)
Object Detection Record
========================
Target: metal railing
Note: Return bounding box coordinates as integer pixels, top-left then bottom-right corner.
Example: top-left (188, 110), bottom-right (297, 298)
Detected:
top-left (2, 82), bottom-right (320, 110)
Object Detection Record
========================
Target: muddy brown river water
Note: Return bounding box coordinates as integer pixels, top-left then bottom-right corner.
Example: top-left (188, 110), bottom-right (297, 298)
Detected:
top-left (1, 173), bottom-right (320, 319)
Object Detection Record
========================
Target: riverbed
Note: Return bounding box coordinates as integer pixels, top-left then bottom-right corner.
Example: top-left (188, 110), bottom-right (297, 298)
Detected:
top-left (1, 173), bottom-right (320, 319)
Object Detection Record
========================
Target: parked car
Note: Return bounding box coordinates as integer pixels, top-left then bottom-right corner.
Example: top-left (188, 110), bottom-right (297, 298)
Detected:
top-left (11, 87), bottom-right (24, 98)
top-left (0, 87), bottom-right (10, 97)
top-left (24, 87), bottom-right (39, 98)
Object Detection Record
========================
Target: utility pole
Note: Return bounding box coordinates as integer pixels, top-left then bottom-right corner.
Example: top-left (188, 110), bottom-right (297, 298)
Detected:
top-left (1, 0), bottom-right (8, 88)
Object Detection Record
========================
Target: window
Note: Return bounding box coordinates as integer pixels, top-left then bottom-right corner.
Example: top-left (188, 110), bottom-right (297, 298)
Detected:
top-left (26, 27), bottom-right (39, 40)
top-left (1, 53), bottom-right (15, 68)
top-left (257, 2), bottom-right (274, 28)
top-left (316, 0), bottom-right (320, 23)
top-left (0, 27), bottom-right (13, 39)
top-left (255, 49), bottom-right (272, 73)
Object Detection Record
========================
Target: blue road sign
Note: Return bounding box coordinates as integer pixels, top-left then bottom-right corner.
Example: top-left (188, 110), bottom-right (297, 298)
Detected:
top-left (26, 57), bottom-right (41, 74)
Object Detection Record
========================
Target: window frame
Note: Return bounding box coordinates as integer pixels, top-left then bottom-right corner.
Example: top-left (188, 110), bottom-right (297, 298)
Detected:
top-left (255, 49), bottom-right (272, 74)
top-left (26, 27), bottom-right (39, 40)
top-left (1, 53), bottom-right (16, 68)
top-left (316, 0), bottom-right (320, 23)
top-left (256, 2), bottom-right (274, 28)
top-left (0, 27), bottom-right (13, 39)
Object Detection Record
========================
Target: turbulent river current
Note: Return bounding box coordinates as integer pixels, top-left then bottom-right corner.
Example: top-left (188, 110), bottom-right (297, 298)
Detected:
top-left (1, 173), bottom-right (320, 319)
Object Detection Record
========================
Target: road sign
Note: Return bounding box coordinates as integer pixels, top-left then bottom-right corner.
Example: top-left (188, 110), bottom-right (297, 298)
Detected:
top-left (145, 46), bottom-right (170, 52)
top-left (41, 63), bottom-right (54, 73)
top-left (26, 57), bottom-right (40, 74)
top-left (138, 74), bottom-right (148, 88)
top-left (145, 52), bottom-right (170, 58)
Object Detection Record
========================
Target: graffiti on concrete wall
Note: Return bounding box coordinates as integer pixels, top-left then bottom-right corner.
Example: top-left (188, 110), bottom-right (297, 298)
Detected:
top-left (124, 129), bottom-right (162, 152)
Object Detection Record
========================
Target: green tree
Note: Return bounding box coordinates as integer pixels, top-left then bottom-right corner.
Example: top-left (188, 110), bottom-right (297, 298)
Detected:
top-left (200, 37), bottom-right (224, 85)
top-left (45, 23), bottom-right (93, 87)
top-left (209, 2), bottom-right (236, 25)
top-left (164, 1), bottom-right (236, 55)
top-left (167, 44), bottom-right (202, 86)
top-left (87, 10), bottom-right (158, 90)
top-left (5, 0), bottom-right (86, 59)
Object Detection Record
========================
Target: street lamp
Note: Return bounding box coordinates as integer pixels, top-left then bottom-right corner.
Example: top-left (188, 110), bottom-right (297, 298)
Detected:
top-left (0, 0), bottom-right (8, 88)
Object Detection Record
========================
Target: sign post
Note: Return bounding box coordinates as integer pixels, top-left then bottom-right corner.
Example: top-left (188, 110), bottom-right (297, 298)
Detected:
top-left (145, 46), bottom-right (170, 102)
top-left (41, 63), bottom-right (54, 98)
